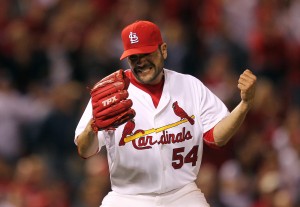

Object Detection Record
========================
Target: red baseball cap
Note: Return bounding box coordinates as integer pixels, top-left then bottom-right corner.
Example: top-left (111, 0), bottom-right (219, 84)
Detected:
top-left (120, 20), bottom-right (163, 60)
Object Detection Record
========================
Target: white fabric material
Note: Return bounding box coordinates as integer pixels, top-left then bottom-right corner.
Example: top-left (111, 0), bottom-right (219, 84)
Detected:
top-left (100, 182), bottom-right (210, 207)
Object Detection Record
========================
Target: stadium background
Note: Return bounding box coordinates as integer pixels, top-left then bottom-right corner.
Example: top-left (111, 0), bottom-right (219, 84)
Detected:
top-left (0, 0), bottom-right (299, 206)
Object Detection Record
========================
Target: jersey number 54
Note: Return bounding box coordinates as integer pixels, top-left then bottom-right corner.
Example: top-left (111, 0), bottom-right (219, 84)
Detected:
top-left (172, 145), bottom-right (199, 169)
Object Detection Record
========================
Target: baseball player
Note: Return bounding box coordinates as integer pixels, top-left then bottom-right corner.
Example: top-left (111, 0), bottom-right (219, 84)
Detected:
top-left (75, 20), bottom-right (257, 207)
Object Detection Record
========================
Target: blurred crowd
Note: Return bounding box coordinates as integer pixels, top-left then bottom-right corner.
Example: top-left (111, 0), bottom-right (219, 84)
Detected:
top-left (0, 0), bottom-right (299, 206)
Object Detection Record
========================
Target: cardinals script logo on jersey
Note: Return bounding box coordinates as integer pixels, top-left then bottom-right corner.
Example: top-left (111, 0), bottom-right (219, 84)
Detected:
top-left (119, 101), bottom-right (195, 149)
top-left (119, 119), bottom-right (136, 146)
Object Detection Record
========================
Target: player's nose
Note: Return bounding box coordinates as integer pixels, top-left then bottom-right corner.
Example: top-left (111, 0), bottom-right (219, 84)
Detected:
top-left (136, 55), bottom-right (147, 64)
top-left (136, 58), bottom-right (148, 67)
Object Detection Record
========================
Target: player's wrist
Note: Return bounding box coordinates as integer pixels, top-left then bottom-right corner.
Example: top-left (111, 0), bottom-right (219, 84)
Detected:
top-left (239, 100), bottom-right (253, 113)
top-left (86, 118), bottom-right (99, 135)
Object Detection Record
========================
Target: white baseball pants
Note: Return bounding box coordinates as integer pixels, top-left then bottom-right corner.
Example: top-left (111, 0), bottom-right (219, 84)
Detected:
top-left (100, 182), bottom-right (210, 207)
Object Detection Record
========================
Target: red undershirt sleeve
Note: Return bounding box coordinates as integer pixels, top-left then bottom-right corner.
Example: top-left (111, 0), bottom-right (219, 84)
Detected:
top-left (203, 127), bottom-right (221, 149)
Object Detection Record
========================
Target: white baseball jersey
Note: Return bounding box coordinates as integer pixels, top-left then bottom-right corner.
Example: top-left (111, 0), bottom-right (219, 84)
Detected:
top-left (75, 69), bottom-right (229, 195)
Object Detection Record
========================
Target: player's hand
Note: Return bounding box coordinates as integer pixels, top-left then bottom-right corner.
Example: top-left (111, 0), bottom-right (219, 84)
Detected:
top-left (238, 69), bottom-right (257, 110)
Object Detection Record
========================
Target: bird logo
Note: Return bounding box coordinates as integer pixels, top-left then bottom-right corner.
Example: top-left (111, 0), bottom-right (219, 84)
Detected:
top-left (172, 101), bottom-right (195, 125)
top-left (119, 119), bottom-right (136, 146)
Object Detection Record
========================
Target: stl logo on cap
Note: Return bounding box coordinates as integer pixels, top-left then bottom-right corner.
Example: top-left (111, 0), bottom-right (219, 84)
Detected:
top-left (129, 32), bottom-right (139, 44)
top-left (120, 20), bottom-right (163, 60)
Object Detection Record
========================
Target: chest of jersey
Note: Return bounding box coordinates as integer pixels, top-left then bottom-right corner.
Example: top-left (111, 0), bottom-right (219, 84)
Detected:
top-left (117, 91), bottom-right (201, 150)
top-left (103, 81), bottom-right (204, 194)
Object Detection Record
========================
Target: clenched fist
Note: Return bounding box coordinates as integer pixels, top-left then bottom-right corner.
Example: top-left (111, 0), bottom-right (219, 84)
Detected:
top-left (238, 69), bottom-right (257, 110)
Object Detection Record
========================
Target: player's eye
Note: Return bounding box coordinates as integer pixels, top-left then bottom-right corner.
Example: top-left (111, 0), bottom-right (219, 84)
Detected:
top-left (128, 53), bottom-right (151, 62)
top-left (128, 55), bottom-right (138, 62)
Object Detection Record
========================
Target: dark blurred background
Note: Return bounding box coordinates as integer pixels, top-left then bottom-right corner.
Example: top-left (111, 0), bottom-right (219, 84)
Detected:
top-left (0, 0), bottom-right (299, 206)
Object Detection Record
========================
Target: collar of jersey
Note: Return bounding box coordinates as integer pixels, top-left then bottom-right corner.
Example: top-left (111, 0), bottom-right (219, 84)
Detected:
top-left (125, 69), bottom-right (164, 108)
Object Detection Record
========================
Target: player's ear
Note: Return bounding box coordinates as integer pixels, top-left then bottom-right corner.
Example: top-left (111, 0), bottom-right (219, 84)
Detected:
top-left (160, 43), bottom-right (167, 60)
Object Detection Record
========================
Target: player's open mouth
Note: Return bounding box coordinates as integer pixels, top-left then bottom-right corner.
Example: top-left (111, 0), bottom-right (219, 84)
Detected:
top-left (136, 67), bottom-right (152, 74)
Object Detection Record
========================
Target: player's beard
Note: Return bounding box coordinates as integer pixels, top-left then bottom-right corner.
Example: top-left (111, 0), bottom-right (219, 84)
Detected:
top-left (132, 64), bottom-right (163, 85)
top-left (131, 52), bottom-right (165, 85)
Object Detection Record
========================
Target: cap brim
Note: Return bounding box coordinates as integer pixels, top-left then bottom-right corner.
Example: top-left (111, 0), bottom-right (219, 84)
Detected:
top-left (120, 45), bottom-right (159, 60)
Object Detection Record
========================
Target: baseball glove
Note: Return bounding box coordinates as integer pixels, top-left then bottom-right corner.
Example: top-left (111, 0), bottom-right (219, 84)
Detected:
top-left (90, 69), bottom-right (135, 131)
